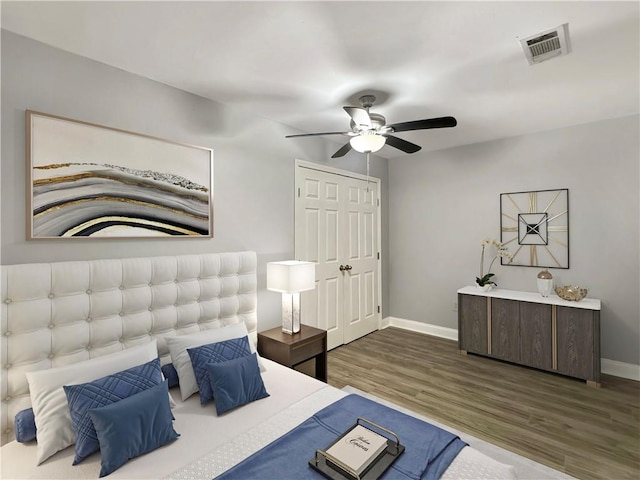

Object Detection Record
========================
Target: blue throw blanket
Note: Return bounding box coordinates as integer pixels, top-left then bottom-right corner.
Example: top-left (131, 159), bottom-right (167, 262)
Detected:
top-left (216, 394), bottom-right (466, 480)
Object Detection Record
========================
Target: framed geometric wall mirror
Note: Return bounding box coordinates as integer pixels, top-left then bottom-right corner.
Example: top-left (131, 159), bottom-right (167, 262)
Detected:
top-left (500, 188), bottom-right (569, 268)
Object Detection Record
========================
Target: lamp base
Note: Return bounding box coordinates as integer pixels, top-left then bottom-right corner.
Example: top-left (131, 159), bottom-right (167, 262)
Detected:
top-left (281, 292), bottom-right (301, 335)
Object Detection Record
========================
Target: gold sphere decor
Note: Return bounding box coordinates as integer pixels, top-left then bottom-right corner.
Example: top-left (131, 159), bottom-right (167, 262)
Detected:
top-left (555, 285), bottom-right (588, 301)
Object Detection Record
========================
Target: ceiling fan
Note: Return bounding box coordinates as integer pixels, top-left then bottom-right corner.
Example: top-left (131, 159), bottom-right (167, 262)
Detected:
top-left (285, 95), bottom-right (457, 158)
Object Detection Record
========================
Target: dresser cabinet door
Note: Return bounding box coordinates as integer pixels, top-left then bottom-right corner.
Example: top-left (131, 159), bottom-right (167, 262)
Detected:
top-left (458, 294), bottom-right (488, 354)
top-left (458, 291), bottom-right (600, 385)
top-left (520, 302), bottom-right (553, 370)
top-left (556, 306), bottom-right (598, 381)
top-left (491, 298), bottom-right (520, 362)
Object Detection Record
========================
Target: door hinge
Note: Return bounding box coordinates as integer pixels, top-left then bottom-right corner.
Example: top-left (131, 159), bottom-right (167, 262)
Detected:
top-left (377, 305), bottom-right (380, 313)
top-left (377, 198), bottom-right (379, 207)
top-left (298, 187), bottom-right (301, 197)
top-left (377, 252), bottom-right (380, 260)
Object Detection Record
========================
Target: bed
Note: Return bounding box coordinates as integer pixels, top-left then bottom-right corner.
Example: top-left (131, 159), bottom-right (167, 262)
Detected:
top-left (1, 252), bottom-right (517, 479)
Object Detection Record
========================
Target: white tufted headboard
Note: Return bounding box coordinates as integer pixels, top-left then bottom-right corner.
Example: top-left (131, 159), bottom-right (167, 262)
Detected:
top-left (0, 251), bottom-right (257, 445)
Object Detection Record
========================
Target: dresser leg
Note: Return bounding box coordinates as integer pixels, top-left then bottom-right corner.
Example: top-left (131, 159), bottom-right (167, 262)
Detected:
top-left (586, 380), bottom-right (601, 388)
top-left (458, 350), bottom-right (468, 356)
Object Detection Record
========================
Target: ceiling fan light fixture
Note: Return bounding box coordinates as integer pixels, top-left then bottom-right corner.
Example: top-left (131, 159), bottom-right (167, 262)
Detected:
top-left (350, 133), bottom-right (386, 153)
top-left (286, 95), bottom-right (456, 158)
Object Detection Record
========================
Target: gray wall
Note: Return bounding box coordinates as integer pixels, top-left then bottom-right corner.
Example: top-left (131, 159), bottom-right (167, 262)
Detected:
top-left (388, 115), bottom-right (640, 366)
top-left (0, 31), bottom-right (390, 330)
top-left (4, 31), bottom-right (637, 366)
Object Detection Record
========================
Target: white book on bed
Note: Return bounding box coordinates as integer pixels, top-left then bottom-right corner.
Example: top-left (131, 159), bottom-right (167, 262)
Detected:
top-left (326, 424), bottom-right (388, 476)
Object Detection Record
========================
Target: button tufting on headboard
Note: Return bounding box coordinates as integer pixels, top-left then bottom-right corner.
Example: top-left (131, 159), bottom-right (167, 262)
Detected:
top-left (0, 251), bottom-right (257, 445)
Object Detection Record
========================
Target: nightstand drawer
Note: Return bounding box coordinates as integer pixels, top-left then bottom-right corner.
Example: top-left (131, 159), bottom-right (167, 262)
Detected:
top-left (258, 324), bottom-right (328, 382)
top-left (290, 338), bottom-right (324, 365)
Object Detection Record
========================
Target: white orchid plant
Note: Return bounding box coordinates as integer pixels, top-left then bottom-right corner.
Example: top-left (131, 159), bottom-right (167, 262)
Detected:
top-left (476, 238), bottom-right (513, 287)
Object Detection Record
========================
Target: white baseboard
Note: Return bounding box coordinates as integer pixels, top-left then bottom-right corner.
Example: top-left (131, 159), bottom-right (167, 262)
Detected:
top-left (383, 316), bottom-right (458, 341)
top-left (601, 358), bottom-right (640, 381)
top-left (382, 316), bottom-right (639, 382)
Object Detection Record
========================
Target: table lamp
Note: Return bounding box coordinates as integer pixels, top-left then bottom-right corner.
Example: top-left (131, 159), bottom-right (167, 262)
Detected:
top-left (267, 260), bottom-right (316, 334)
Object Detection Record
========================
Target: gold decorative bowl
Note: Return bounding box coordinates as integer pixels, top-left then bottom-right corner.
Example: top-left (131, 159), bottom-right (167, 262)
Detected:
top-left (555, 285), bottom-right (588, 301)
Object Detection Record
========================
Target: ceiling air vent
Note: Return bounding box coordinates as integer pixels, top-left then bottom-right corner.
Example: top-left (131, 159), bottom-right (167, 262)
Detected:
top-left (519, 23), bottom-right (570, 65)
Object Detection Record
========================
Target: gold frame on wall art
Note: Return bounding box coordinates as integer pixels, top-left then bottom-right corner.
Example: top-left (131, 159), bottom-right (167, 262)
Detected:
top-left (26, 111), bottom-right (213, 239)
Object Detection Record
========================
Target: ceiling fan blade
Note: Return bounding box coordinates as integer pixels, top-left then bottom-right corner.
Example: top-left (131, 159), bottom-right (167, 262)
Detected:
top-left (384, 135), bottom-right (422, 154)
top-left (389, 116), bottom-right (457, 133)
top-left (343, 106), bottom-right (372, 128)
top-left (285, 131), bottom-right (350, 138)
top-left (331, 142), bottom-right (353, 158)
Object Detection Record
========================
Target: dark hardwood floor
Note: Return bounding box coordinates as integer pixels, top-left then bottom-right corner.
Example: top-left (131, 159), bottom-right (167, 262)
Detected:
top-left (326, 327), bottom-right (640, 480)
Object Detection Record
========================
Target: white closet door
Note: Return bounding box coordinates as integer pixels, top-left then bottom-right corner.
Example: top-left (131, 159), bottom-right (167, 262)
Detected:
top-left (295, 162), bottom-right (380, 350)
top-left (343, 181), bottom-right (379, 344)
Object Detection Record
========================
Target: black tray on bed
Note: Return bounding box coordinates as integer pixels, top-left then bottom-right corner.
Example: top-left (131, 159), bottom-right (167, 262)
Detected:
top-left (309, 417), bottom-right (404, 480)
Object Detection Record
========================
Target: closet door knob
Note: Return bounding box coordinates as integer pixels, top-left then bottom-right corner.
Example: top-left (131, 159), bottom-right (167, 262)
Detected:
top-left (339, 264), bottom-right (346, 271)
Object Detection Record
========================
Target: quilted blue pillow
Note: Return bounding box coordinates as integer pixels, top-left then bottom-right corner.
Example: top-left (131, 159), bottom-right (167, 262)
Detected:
top-left (90, 380), bottom-right (179, 477)
top-left (15, 408), bottom-right (37, 443)
top-left (63, 357), bottom-right (162, 465)
top-left (207, 353), bottom-right (269, 415)
top-left (187, 337), bottom-right (252, 405)
top-left (161, 363), bottom-right (179, 388)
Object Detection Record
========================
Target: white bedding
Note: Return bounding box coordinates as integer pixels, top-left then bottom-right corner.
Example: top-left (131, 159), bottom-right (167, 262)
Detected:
top-left (166, 375), bottom-right (518, 480)
top-left (1, 359), bottom-right (516, 480)
top-left (1, 360), bottom-right (323, 479)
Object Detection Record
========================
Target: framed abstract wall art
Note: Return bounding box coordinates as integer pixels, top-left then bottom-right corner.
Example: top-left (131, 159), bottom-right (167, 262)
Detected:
top-left (500, 188), bottom-right (569, 268)
top-left (27, 111), bottom-right (213, 239)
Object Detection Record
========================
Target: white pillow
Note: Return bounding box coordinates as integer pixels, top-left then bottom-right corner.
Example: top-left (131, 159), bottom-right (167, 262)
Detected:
top-left (166, 322), bottom-right (265, 401)
top-left (26, 341), bottom-right (158, 465)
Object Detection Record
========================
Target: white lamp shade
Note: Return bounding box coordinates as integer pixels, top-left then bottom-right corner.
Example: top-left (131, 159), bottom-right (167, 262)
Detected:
top-left (267, 261), bottom-right (316, 293)
top-left (350, 133), bottom-right (386, 153)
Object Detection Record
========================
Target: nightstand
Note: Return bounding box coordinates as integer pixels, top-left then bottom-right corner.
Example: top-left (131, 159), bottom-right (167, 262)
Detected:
top-left (257, 324), bottom-right (327, 382)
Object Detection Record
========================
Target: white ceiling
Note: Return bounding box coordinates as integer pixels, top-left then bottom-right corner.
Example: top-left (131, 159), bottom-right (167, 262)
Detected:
top-left (2, 1), bottom-right (639, 159)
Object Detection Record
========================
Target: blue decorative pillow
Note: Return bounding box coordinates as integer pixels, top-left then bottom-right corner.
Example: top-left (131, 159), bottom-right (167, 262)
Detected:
top-left (187, 337), bottom-right (252, 405)
top-left (15, 408), bottom-right (37, 443)
top-left (161, 363), bottom-right (179, 388)
top-left (63, 357), bottom-right (162, 465)
top-left (207, 353), bottom-right (269, 415)
top-left (89, 380), bottom-right (179, 478)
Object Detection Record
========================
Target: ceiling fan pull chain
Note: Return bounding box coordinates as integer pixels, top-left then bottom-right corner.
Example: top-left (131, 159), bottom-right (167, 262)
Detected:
top-left (366, 152), bottom-right (370, 192)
